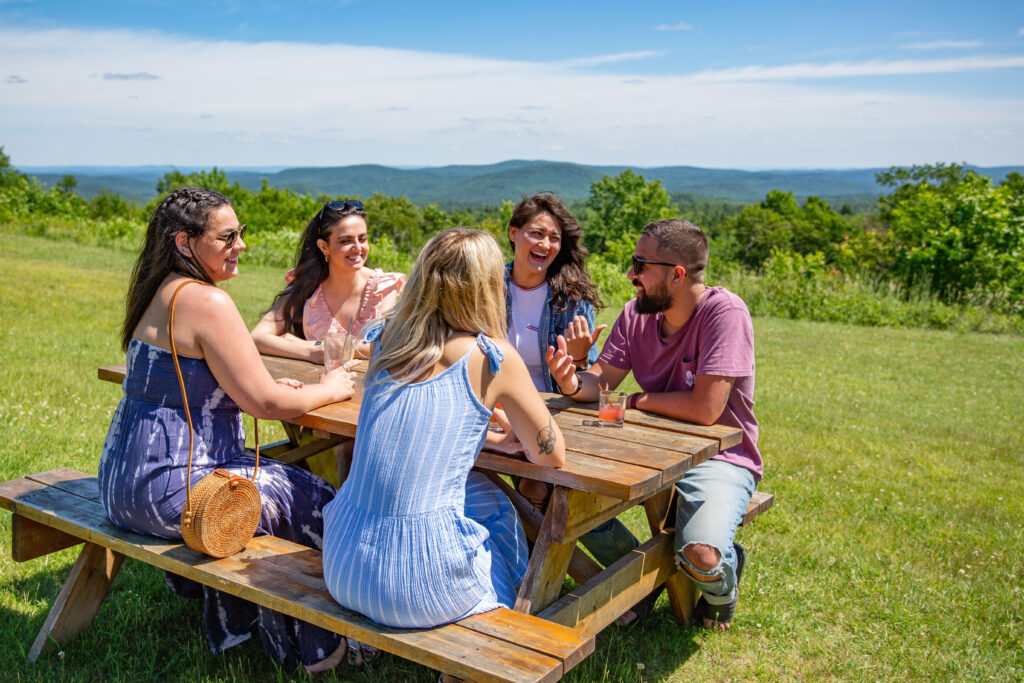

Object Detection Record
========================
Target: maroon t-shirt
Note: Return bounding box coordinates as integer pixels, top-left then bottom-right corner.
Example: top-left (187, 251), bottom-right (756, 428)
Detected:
top-left (598, 287), bottom-right (761, 480)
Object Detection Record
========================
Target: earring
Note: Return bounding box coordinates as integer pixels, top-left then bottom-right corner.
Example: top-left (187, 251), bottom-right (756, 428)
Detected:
top-left (323, 253), bottom-right (329, 263)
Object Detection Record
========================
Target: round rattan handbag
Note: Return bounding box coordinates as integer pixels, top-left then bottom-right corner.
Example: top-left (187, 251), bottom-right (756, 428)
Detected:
top-left (169, 279), bottom-right (262, 558)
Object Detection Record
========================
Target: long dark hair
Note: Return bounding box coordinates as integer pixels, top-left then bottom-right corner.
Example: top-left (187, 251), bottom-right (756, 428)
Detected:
top-left (271, 202), bottom-right (369, 338)
top-left (121, 187), bottom-right (230, 351)
top-left (508, 191), bottom-right (603, 313)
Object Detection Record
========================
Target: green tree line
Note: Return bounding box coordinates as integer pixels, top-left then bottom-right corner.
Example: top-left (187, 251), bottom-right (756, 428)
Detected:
top-left (2, 145), bottom-right (1022, 326)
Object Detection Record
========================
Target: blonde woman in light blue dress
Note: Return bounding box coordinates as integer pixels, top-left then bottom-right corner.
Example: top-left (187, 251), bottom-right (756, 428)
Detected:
top-left (322, 228), bottom-right (566, 630)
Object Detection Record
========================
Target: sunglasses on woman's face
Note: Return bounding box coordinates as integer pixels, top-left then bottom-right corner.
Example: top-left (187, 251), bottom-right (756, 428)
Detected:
top-left (631, 254), bottom-right (678, 275)
top-left (319, 199), bottom-right (364, 235)
top-left (216, 224), bottom-right (247, 249)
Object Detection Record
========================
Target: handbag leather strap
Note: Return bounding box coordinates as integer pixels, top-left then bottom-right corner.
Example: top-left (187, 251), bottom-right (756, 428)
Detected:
top-left (168, 279), bottom-right (259, 514)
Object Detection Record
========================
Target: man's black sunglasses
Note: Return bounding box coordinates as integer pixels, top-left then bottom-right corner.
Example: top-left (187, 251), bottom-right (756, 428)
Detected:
top-left (631, 254), bottom-right (679, 274)
top-left (318, 200), bottom-right (364, 234)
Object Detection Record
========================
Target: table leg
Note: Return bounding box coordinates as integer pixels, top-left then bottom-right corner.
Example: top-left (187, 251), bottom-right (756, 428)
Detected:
top-left (642, 487), bottom-right (698, 626)
top-left (482, 471), bottom-right (603, 584)
top-left (27, 541), bottom-right (125, 662)
top-left (514, 487), bottom-right (575, 615)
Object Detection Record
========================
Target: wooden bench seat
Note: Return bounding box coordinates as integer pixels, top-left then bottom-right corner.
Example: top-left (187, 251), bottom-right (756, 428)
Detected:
top-left (0, 468), bottom-right (594, 683)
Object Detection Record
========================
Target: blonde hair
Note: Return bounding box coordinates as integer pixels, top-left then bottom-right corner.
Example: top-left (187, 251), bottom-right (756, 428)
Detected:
top-left (366, 228), bottom-right (507, 386)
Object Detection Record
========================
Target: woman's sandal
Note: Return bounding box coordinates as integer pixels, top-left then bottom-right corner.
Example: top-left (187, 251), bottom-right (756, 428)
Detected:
top-left (693, 542), bottom-right (745, 628)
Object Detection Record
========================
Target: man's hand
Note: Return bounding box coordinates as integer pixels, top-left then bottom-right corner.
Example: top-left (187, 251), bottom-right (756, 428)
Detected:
top-left (545, 334), bottom-right (578, 394)
top-left (562, 315), bottom-right (607, 365)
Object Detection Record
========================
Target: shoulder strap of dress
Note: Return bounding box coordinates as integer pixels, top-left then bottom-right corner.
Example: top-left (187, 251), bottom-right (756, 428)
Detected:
top-left (475, 334), bottom-right (504, 376)
top-left (362, 321), bottom-right (385, 359)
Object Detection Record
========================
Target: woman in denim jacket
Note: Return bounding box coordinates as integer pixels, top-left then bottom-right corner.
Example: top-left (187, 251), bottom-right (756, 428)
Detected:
top-left (503, 192), bottom-right (605, 394)
top-left (503, 193), bottom-right (641, 607)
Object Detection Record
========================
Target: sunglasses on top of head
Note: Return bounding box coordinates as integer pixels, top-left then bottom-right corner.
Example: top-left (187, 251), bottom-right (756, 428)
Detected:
top-left (318, 199), bottom-right (365, 234)
top-left (631, 254), bottom-right (679, 275)
top-left (216, 224), bottom-right (247, 249)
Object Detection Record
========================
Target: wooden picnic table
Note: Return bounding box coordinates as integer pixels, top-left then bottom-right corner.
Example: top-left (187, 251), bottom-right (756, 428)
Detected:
top-left (98, 354), bottom-right (745, 633)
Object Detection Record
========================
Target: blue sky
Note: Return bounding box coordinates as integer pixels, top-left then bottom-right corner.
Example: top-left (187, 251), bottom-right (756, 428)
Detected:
top-left (1, 0), bottom-right (1022, 168)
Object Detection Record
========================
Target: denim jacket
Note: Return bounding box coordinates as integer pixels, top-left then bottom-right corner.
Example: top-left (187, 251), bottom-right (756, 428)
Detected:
top-left (504, 263), bottom-right (598, 393)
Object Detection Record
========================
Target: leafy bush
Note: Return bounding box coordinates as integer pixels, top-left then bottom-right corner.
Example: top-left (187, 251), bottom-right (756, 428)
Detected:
top-left (717, 249), bottom-right (1023, 335)
top-left (876, 163), bottom-right (1024, 316)
top-left (1, 147), bottom-right (1022, 335)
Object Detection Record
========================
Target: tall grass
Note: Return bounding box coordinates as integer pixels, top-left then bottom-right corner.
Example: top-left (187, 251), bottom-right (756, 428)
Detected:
top-left (1, 232), bottom-right (1022, 681)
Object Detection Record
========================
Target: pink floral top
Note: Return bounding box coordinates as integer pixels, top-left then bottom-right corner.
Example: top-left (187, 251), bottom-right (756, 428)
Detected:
top-left (302, 269), bottom-right (406, 342)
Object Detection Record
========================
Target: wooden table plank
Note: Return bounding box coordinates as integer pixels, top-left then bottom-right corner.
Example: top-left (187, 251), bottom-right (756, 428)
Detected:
top-left (556, 425), bottom-right (709, 481)
top-left (557, 419), bottom-right (720, 461)
top-left (476, 450), bottom-right (661, 501)
top-left (459, 609), bottom-right (594, 673)
top-left (544, 394), bottom-right (742, 450)
top-left (26, 469), bottom-right (102, 502)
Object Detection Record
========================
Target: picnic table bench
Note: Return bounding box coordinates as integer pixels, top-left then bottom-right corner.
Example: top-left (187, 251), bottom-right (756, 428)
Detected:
top-left (0, 468), bottom-right (594, 682)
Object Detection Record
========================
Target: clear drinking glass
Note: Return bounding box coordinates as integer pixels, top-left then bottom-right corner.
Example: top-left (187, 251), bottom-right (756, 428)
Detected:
top-left (323, 332), bottom-right (356, 372)
top-left (598, 391), bottom-right (627, 427)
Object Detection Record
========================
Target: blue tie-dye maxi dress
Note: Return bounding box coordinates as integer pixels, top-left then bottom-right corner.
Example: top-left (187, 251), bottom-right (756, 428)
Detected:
top-left (97, 339), bottom-right (343, 665)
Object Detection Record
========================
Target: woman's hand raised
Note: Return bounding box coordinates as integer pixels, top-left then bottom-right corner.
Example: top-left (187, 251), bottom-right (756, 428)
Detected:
top-left (562, 315), bottom-right (607, 365)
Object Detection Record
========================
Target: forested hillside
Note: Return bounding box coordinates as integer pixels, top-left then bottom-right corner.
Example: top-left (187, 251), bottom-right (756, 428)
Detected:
top-left (25, 159), bottom-right (1024, 208)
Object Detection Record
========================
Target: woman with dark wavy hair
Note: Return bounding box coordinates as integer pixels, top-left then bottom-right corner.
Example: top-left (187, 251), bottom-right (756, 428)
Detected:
top-left (251, 200), bottom-right (405, 490)
top-left (98, 187), bottom-right (357, 672)
top-left (505, 191), bottom-right (605, 394)
top-left (251, 200), bottom-right (405, 363)
top-left (506, 193), bottom-right (644, 620)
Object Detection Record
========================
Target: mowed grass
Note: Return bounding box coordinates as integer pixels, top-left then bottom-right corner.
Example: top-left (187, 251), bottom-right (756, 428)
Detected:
top-left (0, 231), bottom-right (1021, 682)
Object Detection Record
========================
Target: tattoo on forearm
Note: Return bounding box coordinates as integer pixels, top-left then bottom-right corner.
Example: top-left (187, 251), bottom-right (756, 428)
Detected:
top-left (537, 416), bottom-right (556, 456)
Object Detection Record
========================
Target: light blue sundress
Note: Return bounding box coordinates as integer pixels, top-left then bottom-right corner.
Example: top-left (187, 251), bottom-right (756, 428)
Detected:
top-left (322, 332), bottom-right (528, 628)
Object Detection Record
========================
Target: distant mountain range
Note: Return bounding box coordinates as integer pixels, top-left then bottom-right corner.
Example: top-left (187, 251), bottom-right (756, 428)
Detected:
top-left (21, 160), bottom-right (1024, 208)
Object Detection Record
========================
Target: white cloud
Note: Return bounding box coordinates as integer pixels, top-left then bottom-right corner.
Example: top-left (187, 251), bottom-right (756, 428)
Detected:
top-left (902, 40), bottom-right (982, 50)
top-left (655, 22), bottom-right (693, 31)
top-left (686, 56), bottom-right (1024, 82)
top-left (561, 51), bottom-right (664, 67)
top-left (103, 72), bottom-right (161, 80)
top-left (1, 25), bottom-right (1022, 168)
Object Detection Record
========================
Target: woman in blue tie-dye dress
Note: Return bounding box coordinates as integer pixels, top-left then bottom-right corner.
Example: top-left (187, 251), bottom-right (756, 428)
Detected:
top-left (322, 228), bottom-right (566, 628)
top-left (97, 187), bottom-right (358, 672)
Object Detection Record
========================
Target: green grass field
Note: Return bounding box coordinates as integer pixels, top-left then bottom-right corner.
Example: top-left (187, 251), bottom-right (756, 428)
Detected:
top-left (1, 232), bottom-right (1021, 681)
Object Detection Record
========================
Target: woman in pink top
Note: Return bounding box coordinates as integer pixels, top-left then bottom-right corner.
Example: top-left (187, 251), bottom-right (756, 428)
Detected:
top-left (252, 200), bottom-right (406, 363)
top-left (251, 200), bottom-right (405, 491)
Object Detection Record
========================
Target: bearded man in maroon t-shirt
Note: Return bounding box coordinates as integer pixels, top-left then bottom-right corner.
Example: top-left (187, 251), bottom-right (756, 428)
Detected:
top-left (546, 218), bottom-right (761, 631)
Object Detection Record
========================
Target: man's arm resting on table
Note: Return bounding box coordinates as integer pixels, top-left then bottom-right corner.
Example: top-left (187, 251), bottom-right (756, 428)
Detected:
top-left (632, 374), bottom-right (736, 425)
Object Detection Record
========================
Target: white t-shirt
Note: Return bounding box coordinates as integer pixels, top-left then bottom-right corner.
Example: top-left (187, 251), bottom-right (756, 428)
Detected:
top-left (508, 280), bottom-right (549, 392)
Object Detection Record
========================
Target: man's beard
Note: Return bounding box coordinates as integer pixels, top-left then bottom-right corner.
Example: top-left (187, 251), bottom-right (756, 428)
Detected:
top-left (633, 278), bottom-right (673, 314)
